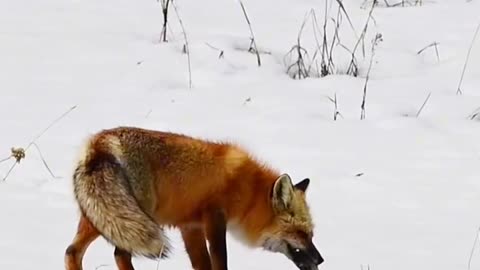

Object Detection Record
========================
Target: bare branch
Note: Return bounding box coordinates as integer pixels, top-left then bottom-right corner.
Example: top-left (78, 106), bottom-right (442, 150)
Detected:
top-left (415, 92), bottom-right (432, 118)
top-left (0, 156), bottom-right (11, 164)
top-left (239, 1), bottom-right (262, 67)
top-left (457, 22), bottom-right (480, 95)
top-left (361, 33), bottom-right (382, 120)
top-left (347, 0), bottom-right (377, 76)
top-left (205, 42), bottom-right (225, 59)
top-left (32, 142), bottom-right (60, 179)
top-left (25, 105), bottom-right (77, 151)
top-left (1, 105), bottom-right (76, 181)
top-left (159, 0), bottom-right (172, 42)
top-left (2, 162), bottom-right (17, 182)
top-left (171, 1), bottom-right (193, 89)
top-left (417, 42), bottom-right (440, 62)
top-left (468, 226), bottom-right (480, 270)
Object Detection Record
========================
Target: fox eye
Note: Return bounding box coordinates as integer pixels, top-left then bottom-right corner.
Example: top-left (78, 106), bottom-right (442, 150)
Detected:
top-left (297, 230), bottom-right (309, 239)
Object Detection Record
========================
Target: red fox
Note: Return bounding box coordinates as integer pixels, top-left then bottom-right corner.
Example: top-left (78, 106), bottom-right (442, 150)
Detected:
top-left (65, 126), bottom-right (323, 270)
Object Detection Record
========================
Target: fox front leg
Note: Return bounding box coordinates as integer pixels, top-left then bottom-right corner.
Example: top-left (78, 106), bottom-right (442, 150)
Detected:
top-left (180, 226), bottom-right (212, 270)
top-left (203, 209), bottom-right (228, 270)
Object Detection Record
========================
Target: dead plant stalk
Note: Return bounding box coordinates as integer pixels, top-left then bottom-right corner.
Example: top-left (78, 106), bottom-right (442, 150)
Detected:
top-left (457, 22), bottom-right (480, 95)
top-left (159, 0), bottom-right (171, 42)
top-left (1, 105), bottom-right (76, 181)
top-left (239, 1), bottom-right (261, 67)
top-left (171, 1), bottom-right (192, 89)
top-left (360, 33), bottom-right (382, 120)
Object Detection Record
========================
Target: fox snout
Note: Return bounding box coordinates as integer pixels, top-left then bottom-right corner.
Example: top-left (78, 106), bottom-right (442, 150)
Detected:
top-left (287, 240), bottom-right (324, 270)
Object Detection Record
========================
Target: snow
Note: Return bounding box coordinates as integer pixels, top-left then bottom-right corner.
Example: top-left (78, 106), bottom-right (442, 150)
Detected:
top-left (1, 0), bottom-right (480, 269)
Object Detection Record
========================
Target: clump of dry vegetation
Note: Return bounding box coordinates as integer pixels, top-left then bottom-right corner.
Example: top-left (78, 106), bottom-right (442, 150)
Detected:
top-left (284, 0), bottom-right (380, 80)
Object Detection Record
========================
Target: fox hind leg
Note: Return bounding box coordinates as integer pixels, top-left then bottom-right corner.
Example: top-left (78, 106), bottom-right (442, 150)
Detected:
top-left (180, 226), bottom-right (212, 270)
top-left (114, 247), bottom-right (135, 270)
top-left (65, 215), bottom-right (100, 270)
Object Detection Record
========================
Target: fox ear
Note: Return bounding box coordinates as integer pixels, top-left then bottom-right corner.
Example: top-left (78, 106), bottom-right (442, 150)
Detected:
top-left (294, 178), bottom-right (310, 192)
top-left (272, 174), bottom-right (294, 211)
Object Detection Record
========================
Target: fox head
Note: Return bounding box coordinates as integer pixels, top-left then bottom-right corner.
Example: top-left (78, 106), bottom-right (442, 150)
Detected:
top-left (261, 174), bottom-right (323, 270)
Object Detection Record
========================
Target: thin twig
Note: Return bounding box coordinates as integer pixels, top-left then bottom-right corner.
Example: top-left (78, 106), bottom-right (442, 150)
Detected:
top-left (347, 0), bottom-right (377, 76)
top-left (321, 2), bottom-right (329, 76)
top-left (417, 42), bottom-right (440, 62)
top-left (159, 0), bottom-right (171, 43)
top-left (145, 109), bottom-right (153, 119)
top-left (239, 1), bottom-right (261, 67)
top-left (1, 105), bottom-right (77, 181)
top-left (334, 0), bottom-right (358, 38)
top-left (308, 10), bottom-right (326, 76)
top-left (457, 22), bottom-right (480, 95)
top-left (415, 92), bottom-right (432, 118)
top-left (361, 33), bottom-right (382, 120)
top-left (434, 43), bottom-right (440, 62)
top-left (0, 156), bottom-right (11, 164)
top-left (468, 226), bottom-right (480, 270)
top-left (326, 9), bottom-right (342, 74)
top-left (2, 162), bottom-right (17, 182)
top-left (25, 105), bottom-right (77, 151)
top-left (32, 142), bottom-right (60, 179)
top-left (285, 12), bottom-right (311, 79)
top-left (327, 95), bottom-right (336, 118)
top-left (171, 1), bottom-right (192, 89)
top-left (468, 106), bottom-right (480, 120)
top-left (205, 42), bottom-right (225, 58)
top-left (327, 93), bottom-right (342, 121)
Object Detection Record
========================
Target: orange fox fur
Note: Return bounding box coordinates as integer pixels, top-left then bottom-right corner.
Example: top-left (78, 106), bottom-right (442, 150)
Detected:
top-left (65, 126), bottom-right (323, 270)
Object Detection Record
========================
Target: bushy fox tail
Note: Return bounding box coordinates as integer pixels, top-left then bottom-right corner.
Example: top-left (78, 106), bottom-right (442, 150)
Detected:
top-left (72, 136), bottom-right (169, 259)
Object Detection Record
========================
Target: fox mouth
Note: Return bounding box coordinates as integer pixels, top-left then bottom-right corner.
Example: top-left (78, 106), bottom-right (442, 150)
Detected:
top-left (286, 242), bottom-right (323, 270)
top-left (298, 265), bottom-right (319, 270)
top-left (261, 238), bottom-right (323, 269)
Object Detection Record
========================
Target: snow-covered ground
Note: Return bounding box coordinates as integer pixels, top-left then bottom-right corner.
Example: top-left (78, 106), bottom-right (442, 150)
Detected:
top-left (1, 0), bottom-right (480, 269)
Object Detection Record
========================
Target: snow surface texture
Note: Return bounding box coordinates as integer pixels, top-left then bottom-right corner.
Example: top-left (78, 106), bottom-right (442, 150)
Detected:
top-left (1, 0), bottom-right (480, 269)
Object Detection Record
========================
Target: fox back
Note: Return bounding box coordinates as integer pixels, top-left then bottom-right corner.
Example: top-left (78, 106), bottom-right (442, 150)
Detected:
top-left (91, 127), bottom-right (262, 225)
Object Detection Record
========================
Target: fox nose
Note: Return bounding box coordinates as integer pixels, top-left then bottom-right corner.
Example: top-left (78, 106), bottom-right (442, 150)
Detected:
top-left (308, 241), bottom-right (324, 265)
top-left (315, 253), bottom-right (324, 265)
